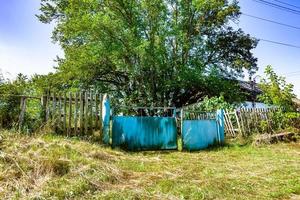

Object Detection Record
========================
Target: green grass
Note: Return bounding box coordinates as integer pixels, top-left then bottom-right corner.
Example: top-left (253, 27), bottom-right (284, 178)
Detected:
top-left (0, 131), bottom-right (299, 200)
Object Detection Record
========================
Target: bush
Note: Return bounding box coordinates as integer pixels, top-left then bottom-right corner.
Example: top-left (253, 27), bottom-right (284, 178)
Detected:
top-left (0, 74), bottom-right (44, 132)
top-left (0, 75), bottom-right (28, 129)
top-left (187, 96), bottom-right (235, 112)
top-left (268, 111), bottom-right (300, 132)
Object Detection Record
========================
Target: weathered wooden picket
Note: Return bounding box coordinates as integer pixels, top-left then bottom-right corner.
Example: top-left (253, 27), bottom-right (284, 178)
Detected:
top-left (224, 108), bottom-right (280, 136)
top-left (16, 91), bottom-right (105, 136)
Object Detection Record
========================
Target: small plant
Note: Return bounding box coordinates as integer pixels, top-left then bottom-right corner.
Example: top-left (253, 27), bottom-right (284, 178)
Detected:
top-left (258, 120), bottom-right (270, 134)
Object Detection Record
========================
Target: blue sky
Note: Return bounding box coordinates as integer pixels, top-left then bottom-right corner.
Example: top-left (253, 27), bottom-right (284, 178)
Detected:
top-left (0, 0), bottom-right (62, 78)
top-left (238, 0), bottom-right (300, 97)
top-left (0, 0), bottom-right (300, 96)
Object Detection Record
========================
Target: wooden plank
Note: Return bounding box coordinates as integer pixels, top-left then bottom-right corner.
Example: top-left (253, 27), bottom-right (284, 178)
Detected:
top-left (89, 91), bottom-right (94, 133)
top-left (95, 92), bottom-right (99, 130)
top-left (241, 109), bottom-right (248, 135)
top-left (74, 92), bottom-right (79, 136)
top-left (52, 93), bottom-right (56, 120)
top-left (99, 94), bottom-right (103, 134)
top-left (46, 94), bottom-right (50, 121)
top-left (68, 92), bottom-right (72, 136)
top-left (234, 110), bottom-right (242, 136)
top-left (224, 111), bottom-right (230, 134)
top-left (18, 97), bottom-right (27, 132)
top-left (80, 91), bottom-right (84, 135)
top-left (223, 111), bottom-right (229, 133)
top-left (238, 110), bottom-right (246, 136)
top-left (58, 95), bottom-right (62, 128)
top-left (224, 110), bottom-right (233, 136)
top-left (225, 110), bottom-right (236, 137)
top-left (0, 94), bottom-right (40, 99)
top-left (84, 92), bottom-right (89, 135)
top-left (41, 95), bottom-right (47, 122)
top-left (223, 110), bottom-right (230, 134)
top-left (63, 93), bottom-right (67, 135)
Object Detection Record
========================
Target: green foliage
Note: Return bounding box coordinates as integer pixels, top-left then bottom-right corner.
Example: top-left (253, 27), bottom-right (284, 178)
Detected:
top-left (283, 112), bottom-right (300, 129)
top-left (271, 111), bottom-right (300, 131)
top-left (0, 74), bottom-right (29, 129)
top-left (0, 66), bottom-right (89, 131)
top-left (257, 110), bottom-right (300, 134)
top-left (37, 0), bottom-right (258, 106)
top-left (189, 95), bottom-right (235, 112)
top-left (258, 120), bottom-right (269, 134)
top-left (258, 66), bottom-right (296, 111)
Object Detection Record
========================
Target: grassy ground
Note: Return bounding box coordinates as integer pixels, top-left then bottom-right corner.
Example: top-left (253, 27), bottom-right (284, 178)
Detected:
top-left (0, 131), bottom-right (299, 200)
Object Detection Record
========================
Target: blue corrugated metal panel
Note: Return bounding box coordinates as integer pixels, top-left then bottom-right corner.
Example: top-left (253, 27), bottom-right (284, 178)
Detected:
top-left (182, 120), bottom-right (220, 151)
top-left (112, 116), bottom-right (177, 151)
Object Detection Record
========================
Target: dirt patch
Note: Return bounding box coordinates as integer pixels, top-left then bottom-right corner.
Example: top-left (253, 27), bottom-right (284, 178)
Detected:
top-left (89, 151), bottom-right (115, 161)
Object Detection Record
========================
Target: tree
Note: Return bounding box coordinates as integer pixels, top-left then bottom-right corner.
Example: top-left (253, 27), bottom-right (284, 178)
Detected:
top-left (37, 0), bottom-right (258, 107)
top-left (0, 73), bottom-right (29, 128)
top-left (258, 65), bottom-right (296, 111)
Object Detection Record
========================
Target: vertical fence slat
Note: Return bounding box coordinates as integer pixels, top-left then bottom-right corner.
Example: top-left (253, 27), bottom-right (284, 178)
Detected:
top-left (80, 91), bottom-right (84, 135)
top-left (84, 92), bottom-right (88, 135)
top-left (99, 94), bottom-right (103, 135)
top-left (68, 92), bottom-right (72, 136)
top-left (234, 110), bottom-right (242, 135)
top-left (63, 93), bottom-right (67, 135)
top-left (46, 94), bottom-right (50, 121)
top-left (18, 97), bottom-right (26, 132)
top-left (58, 95), bottom-right (62, 129)
top-left (74, 92), bottom-right (79, 136)
top-left (52, 94), bottom-right (56, 120)
top-left (95, 92), bottom-right (99, 130)
top-left (41, 95), bottom-right (47, 123)
top-left (239, 110), bottom-right (246, 136)
top-left (90, 91), bottom-right (94, 133)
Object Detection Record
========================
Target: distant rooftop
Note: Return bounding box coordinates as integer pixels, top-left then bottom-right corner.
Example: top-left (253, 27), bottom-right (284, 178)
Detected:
top-left (238, 80), bottom-right (262, 94)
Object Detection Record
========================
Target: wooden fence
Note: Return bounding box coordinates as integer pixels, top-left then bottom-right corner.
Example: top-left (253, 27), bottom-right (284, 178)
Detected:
top-left (224, 108), bottom-right (280, 136)
top-left (16, 91), bottom-right (105, 136)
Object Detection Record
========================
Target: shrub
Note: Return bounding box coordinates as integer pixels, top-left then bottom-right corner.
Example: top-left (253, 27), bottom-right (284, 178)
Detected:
top-left (268, 111), bottom-right (300, 132)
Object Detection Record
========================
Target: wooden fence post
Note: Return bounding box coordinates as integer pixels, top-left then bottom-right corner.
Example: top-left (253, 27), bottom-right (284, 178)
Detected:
top-left (58, 95), bottom-right (62, 129)
top-left (46, 94), bottom-right (50, 121)
top-left (52, 94), bottom-right (56, 120)
top-left (234, 110), bottom-right (243, 136)
top-left (41, 95), bottom-right (47, 122)
top-left (63, 93), bottom-right (67, 135)
top-left (68, 92), bottom-right (72, 136)
top-left (89, 91), bottom-right (94, 133)
top-left (80, 91), bottom-right (84, 135)
top-left (74, 92), bottom-right (79, 136)
top-left (84, 92), bottom-right (89, 135)
top-left (95, 92), bottom-right (99, 130)
top-left (19, 97), bottom-right (27, 132)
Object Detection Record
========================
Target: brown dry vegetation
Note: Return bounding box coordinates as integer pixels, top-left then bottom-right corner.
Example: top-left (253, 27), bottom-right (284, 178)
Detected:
top-left (0, 131), bottom-right (299, 200)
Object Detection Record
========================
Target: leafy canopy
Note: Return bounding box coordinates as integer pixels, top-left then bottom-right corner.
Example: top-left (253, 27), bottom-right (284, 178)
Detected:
top-left (37, 0), bottom-right (258, 107)
top-left (258, 65), bottom-right (296, 111)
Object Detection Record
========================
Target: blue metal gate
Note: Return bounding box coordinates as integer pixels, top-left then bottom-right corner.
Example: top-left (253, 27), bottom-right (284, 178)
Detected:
top-left (182, 110), bottom-right (225, 151)
top-left (111, 108), bottom-right (178, 151)
top-left (102, 95), bottom-right (225, 152)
